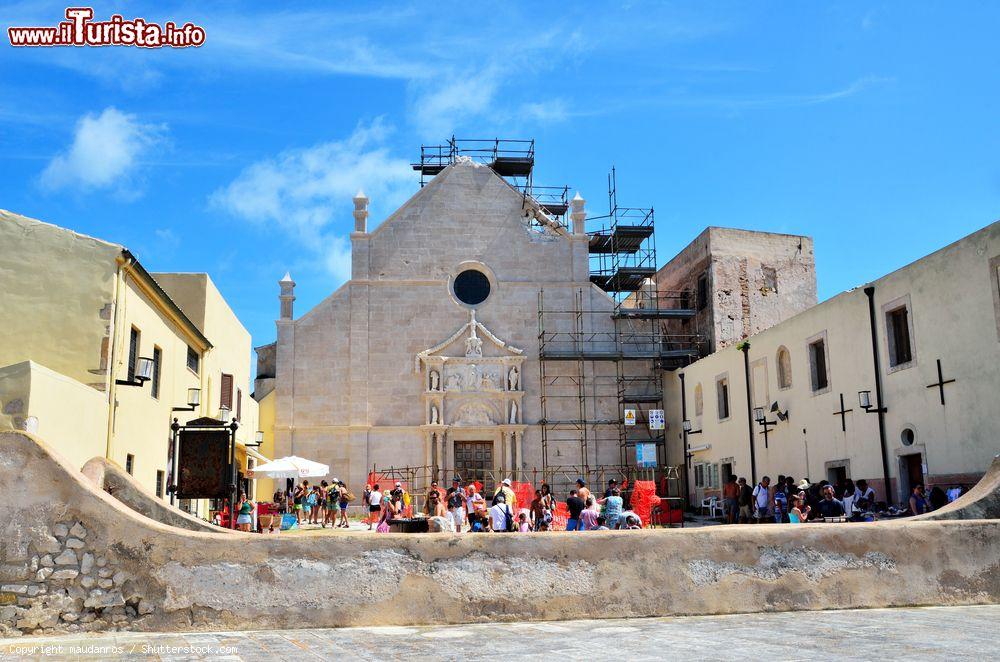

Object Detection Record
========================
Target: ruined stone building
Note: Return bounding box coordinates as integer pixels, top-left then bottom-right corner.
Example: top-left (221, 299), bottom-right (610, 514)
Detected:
top-left (653, 227), bottom-right (817, 353)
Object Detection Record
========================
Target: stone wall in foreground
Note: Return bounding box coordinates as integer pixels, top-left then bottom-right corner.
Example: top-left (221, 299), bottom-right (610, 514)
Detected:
top-left (1, 431), bottom-right (998, 638)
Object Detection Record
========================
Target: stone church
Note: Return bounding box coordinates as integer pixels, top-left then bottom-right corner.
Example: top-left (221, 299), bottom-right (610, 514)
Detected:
top-left (256, 158), bottom-right (626, 491)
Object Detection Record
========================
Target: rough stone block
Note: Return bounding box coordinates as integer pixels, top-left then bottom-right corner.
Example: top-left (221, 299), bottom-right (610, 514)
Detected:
top-left (53, 550), bottom-right (76, 566)
top-left (50, 569), bottom-right (79, 581)
top-left (68, 523), bottom-right (87, 539)
top-left (98, 579), bottom-right (113, 590)
top-left (0, 585), bottom-right (27, 595)
top-left (95, 557), bottom-right (107, 568)
top-left (112, 571), bottom-right (126, 586)
top-left (35, 568), bottom-right (52, 581)
top-left (80, 553), bottom-right (94, 575)
top-left (80, 576), bottom-right (95, 589)
top-left (64, 538), bottom-right (85, 550)
top-left (98, 568), bottom-right (112, 579)
top-left (84, 591), bottom-right (123, 609)
top-left (39, 555), bottom-right (53, 568)
top-left (34, 536), bottom-right (61, 555)
top-left (52, 524), bottom-right (69, 539)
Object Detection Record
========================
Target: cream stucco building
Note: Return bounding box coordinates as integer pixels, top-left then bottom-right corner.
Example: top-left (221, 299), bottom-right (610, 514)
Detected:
top-left (665, 220), bottom-right (1000, 506)
top-left (0, 210), bottom-right (261, 518)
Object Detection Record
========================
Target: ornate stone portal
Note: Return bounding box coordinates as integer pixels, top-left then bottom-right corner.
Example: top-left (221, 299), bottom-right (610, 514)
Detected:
top-left (416, 310), bottom-right (526, 482)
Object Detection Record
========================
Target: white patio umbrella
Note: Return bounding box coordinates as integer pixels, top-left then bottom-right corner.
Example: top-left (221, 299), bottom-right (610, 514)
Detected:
top-left (252, 455), bottom-right (329, 480)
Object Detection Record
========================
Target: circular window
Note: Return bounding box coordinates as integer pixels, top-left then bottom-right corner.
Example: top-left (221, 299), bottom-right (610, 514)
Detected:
top-left (901, 428), bottom-right (915, 446)
top-left (453, 269), bottom-right (491, 306)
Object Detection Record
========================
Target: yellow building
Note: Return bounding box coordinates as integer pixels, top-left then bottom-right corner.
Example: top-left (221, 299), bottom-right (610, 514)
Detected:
top-left (0, 210), bottom-right (263, 520)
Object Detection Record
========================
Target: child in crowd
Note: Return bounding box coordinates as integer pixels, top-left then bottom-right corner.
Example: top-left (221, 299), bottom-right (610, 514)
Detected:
top-left (517, 511), bottom-right (531, 532)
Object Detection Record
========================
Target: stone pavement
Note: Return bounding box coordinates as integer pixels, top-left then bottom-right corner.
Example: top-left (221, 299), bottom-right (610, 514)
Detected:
top-left (2, 605), bottom-right (997, 661)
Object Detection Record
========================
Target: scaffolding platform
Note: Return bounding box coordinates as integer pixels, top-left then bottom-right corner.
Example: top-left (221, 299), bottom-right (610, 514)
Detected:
top-left (590, 266), bottom-right (657, 292)
top-left (588, 225), bottom-right (654, 254)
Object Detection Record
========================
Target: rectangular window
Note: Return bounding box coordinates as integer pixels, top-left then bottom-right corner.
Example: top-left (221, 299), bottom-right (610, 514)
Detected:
top-left (810, 339), bottom-right (829, 391)
top-left (155, 470), bottom-right (165, 498)
top-left (125, 453), bottom-right (135, 475)
top-left (717, 376), bottom-right (730, 420)
top-left (762, 266), bottom-right (778, 292)
top-left (694, 464), bottom-right (705, 488)
top-left (220, 373), bottom-right (234, 410)
top-left (186, 345), bottom-right (200, 375)
top-left (887, 306), bottom-right (913, 366)
top-left (236, 388), bottom-right (242, 422)
top-left (696, 273), bottom-right (708, 311)
top-left (127, 327), bottom-right (140, 381)
top-left (151, 347), bottom-right (162, 399)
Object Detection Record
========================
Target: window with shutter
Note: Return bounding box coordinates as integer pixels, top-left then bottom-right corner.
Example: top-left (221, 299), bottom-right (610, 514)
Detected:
top-left (236, 388), bottom-right (242, 422)
top-left (220, 373), bottom-right (233, 409)
top-left (127, 327), bottom-right (140, 381)
top-left (151, 347), bottom-right (162, 399)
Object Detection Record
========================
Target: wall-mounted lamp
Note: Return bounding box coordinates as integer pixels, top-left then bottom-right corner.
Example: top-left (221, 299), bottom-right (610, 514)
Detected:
top-left (219, 405), bottom-right (231, 423)
top-left (858, 390), bottom-right (887, 414)
top-left (171, 387), bottom-right (201, 412)
top-left (681, 420), bottom-right (702, 435)
top-left (753, 401), bottom-right (786, 448)
top-left (115, 356), bottom-right (153, 387)
top-left (248, 430), bottom-right (264, 448)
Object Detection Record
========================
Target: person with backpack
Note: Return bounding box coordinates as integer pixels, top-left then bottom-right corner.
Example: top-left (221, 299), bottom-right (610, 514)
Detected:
top-left (753, 476), bottom-right (771, 523)
top-left (338, 481), bottom-right (353, 529)
top-left (489, 493), bottom-right (514, 532)
top-left (446, 479), bottom-right (467, 533)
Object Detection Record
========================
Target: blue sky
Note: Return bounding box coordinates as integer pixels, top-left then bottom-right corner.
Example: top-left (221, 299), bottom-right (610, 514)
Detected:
top-left (2, 1), bottom-right (998, 352)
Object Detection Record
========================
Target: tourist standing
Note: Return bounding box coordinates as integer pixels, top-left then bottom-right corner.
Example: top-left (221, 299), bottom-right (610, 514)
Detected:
top-left (841, 479), bottom-right (859, 516)
top-left (789, 495), bottom-right (810, 523)
top-left (737, 478), bottom-right (752, 523)
top-left (817, 486), bottom-right (846, 518)
top-left (580, 496), bottom-right (599, 530)
top-left (856, 479), bottom-right (876, 508)
top-left (235, 492), bottom-right (255, 532)
top-left (772, 486), bottom-right (788, 524)
top-left (489, 494), bottom-right (514, 532)
top-left (600, 488), bottom-right (624, 530)
top-left (293, 481), bottom-right (308, 523)
top-left (447, 479), bottom-right (467, 533)
top-left (467, 484), bottom-right (486, 529)
top-left (494, 478), bottom-right (518, 512)
top-left (337, 481), bottom-right (352, 528)
top-left (722, 475), bottom-right (739, 524)
top-left (909, 484), bottom-right (929, 515)
top-left (576, 479), bottom-right (591, 502)
top-left (367, 483), bottom-right (383, 530)
top-left (753, 476), bottom-right (771, 523)
top-left (565, 489), bottom-right (585, 531)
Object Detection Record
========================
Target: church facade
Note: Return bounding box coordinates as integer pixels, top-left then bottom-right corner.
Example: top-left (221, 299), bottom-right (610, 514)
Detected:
top-left (257, 159), bottom-right (622, 492)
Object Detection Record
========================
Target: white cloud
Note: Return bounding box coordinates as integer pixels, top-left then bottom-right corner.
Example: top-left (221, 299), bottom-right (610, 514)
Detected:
top-left (40, 107), bottom-right (165, 196)
top-left (210, 119), bottom-right (415, 282)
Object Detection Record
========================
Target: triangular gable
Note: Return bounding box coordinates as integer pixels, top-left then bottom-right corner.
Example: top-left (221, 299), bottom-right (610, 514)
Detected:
top-left (415, 309), bottom-right (523, 371)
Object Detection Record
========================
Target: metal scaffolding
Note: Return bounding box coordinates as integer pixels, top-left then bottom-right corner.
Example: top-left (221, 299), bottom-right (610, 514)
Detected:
top-left (538, 169), bottom-right (705, 472)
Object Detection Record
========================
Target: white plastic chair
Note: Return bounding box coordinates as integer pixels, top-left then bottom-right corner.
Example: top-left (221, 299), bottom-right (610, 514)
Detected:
top-left (700, 496), bottom-right (721, 517)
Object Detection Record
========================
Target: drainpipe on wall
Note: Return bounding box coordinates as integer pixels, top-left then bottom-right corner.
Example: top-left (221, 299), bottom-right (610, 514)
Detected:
top-left (740, 342), bottom-right (757, 484)
top-left (105, 254), bottom-right (128, 460)
top-left (864, 286), bottom-right (894, 505)
top-left (678, 372), bottom-right (690, 504)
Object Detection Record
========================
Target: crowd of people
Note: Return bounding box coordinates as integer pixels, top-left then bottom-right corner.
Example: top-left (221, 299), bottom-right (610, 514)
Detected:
top-left (275, 478), bottom-right (355, 528)
top-left (362, 476), bottom-right (645, 533)
top-left (718, 474), bottom-right (964, 524)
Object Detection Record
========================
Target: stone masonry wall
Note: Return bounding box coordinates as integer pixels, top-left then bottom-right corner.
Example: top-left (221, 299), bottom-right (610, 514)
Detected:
top-left (2, 431), bottom-right (998, 637)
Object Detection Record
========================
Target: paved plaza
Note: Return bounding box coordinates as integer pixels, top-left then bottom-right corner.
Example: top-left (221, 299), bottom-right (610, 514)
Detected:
top-left (1, 605), bottom-right (996, 661)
